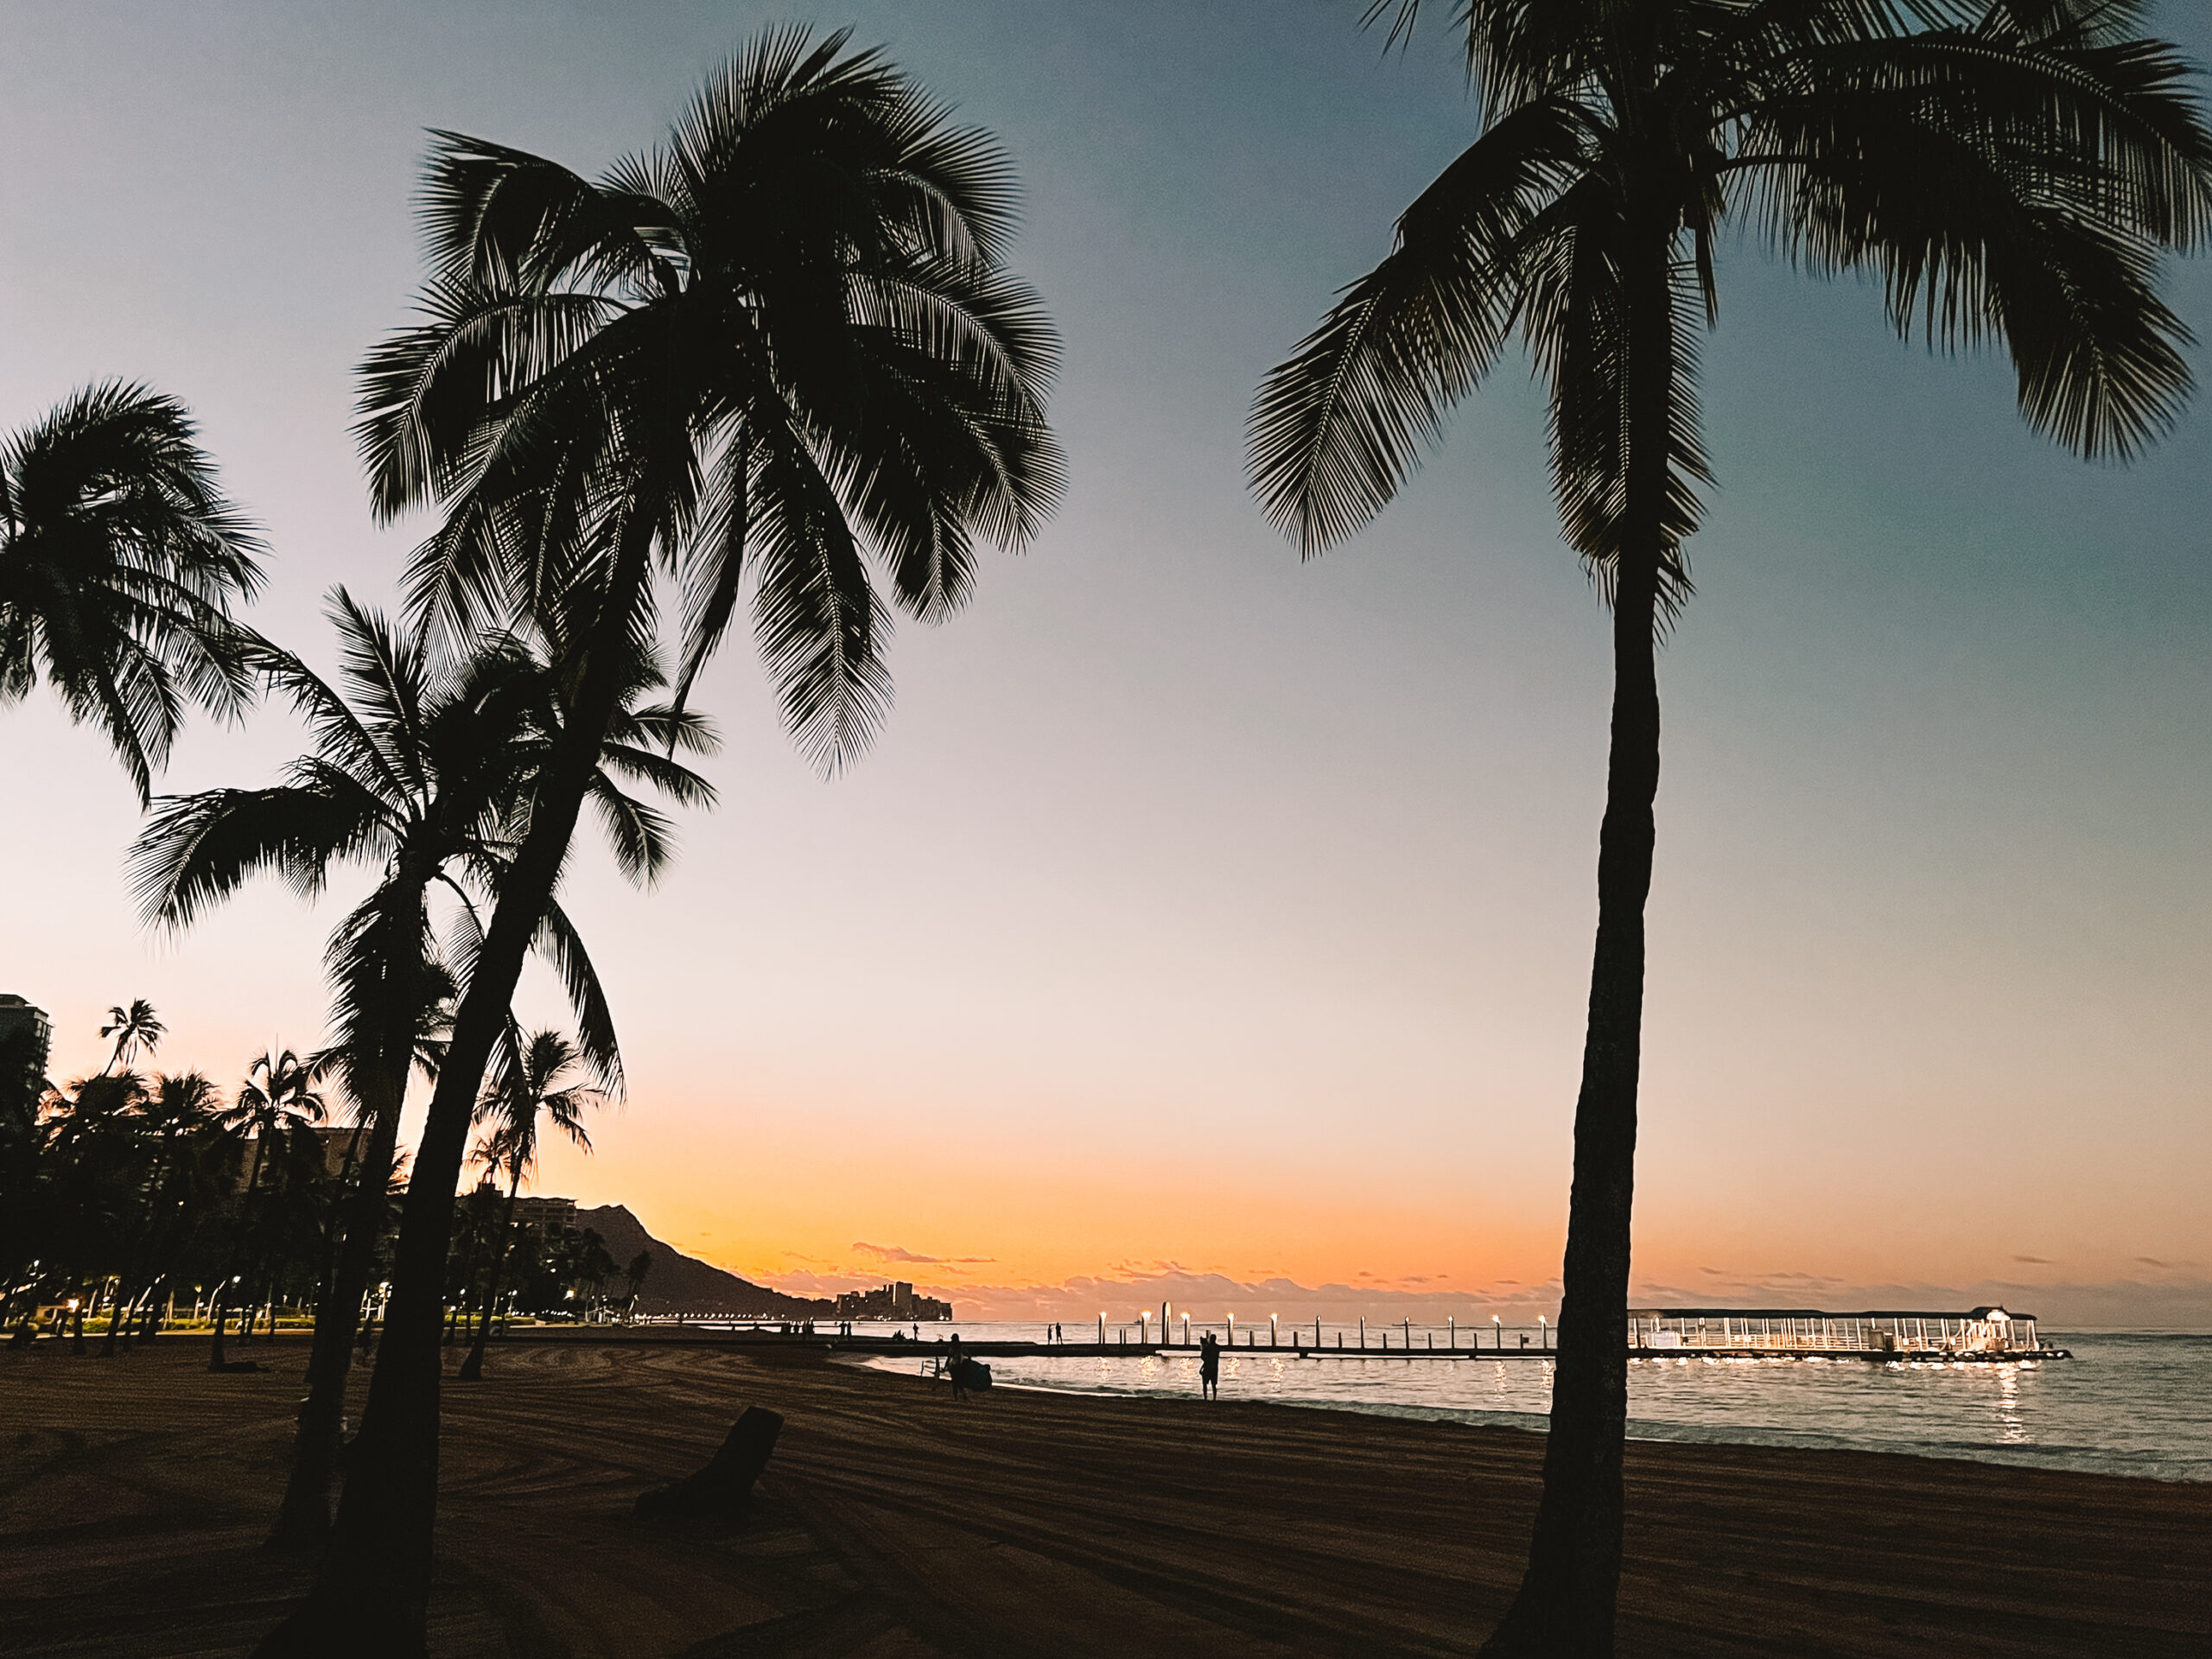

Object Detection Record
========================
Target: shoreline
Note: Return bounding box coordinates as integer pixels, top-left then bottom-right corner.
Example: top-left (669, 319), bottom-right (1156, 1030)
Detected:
top-left (844, 1336), bottom-right (2212, 1487)
top-left (4, 1338), bottom-right (2208, 1656)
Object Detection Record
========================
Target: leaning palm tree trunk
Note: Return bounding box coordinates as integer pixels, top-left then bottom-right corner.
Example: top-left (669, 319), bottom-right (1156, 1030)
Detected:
top-left (257, 559), bottom-right (645, 1656)
top-left (457, 1167), bottom-right (524, 1382)
top-left (270, 1063), bottom-right (408, 1548)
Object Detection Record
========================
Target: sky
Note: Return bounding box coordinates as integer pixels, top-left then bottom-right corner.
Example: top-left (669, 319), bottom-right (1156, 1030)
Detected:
top-left (3, 1), bottom-right (2208, 1327)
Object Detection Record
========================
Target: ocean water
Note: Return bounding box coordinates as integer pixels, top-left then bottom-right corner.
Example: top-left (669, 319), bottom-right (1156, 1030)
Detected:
top-left (853, 1325), bottom-right (2212, 1483)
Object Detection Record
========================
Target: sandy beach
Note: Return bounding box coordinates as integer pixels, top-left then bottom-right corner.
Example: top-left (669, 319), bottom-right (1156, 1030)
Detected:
top-left (2, 1337), bottom-right (2206, 1657)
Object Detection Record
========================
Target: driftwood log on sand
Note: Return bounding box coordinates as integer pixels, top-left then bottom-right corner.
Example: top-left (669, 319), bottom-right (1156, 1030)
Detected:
top-left (633, 1404), bottom-right (783, 1521)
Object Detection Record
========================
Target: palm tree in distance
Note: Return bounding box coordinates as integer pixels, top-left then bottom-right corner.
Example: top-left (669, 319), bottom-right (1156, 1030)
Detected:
top-left (132, 589), bottom-right (710, 1544)
top-left (98, 1067), bottom-right (224, 1356)
top-left (226, 1048), bottom-right (328, 1187)
top-left (99, 1000), bottom-right (165, 1077)
top-left (260, 31), bottom-right (1063, 1654)
top-left (211, 1047), bottom-right (327, 1358)
top-left (0, 382), bottom-right (264, 803)
top-left (457, 1029), bottom-right (600, 1382)
top-left (1250, 3), bottom-right (2212, 1651)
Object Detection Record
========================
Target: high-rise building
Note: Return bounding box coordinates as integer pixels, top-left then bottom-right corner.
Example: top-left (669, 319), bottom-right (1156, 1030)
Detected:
top-left (831, 1281), bottom-right (953, 1321)
top-left (0, 994), bottom-right (52, 1084)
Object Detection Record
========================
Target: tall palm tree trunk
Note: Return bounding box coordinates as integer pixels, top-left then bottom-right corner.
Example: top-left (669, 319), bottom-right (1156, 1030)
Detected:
top-left (445, 1224), bottom-right (484, 1346)
top-left (457, 1168), bottom-right (522, 1382)
top-left (270, 1053), bottom-right (409, 1548)
top-left (102, 1141), bottom-right (175, 1357)
top-left (212, 1135), bottom-right (269, 1370)
top-left (257, 528), bottom-right (654, 1657)
top-left (1484, 226), bottom-right (1673, 1658)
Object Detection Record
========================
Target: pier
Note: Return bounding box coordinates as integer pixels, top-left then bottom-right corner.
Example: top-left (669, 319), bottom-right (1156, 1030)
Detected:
top-left (489, 1326), bottom-right (2069, 1363)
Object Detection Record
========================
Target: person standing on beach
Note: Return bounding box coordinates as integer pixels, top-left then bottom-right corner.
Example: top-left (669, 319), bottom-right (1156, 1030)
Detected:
top-left (948, 1332), bottom-right (969, 1402)
top-left (1198, 1332), bottom-right (1221, 1401)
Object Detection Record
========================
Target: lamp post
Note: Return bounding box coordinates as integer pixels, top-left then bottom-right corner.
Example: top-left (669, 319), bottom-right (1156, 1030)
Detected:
top-left (1098, 1311), bottom-right (1105, 1345)
top-left (1494, 1315), bottom-right (1502, 1351)
top-left (1539, 1315), bottom-right (1548, 1351)
top-left (1269, 1313), bottom-right (1279, 1349)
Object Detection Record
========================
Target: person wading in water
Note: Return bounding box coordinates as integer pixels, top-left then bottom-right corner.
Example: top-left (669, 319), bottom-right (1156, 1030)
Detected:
top-left (1198, 1332), bottom-right (1221, 1401)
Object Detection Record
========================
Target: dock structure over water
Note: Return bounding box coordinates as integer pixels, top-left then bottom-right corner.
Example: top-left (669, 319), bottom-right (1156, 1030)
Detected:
top-left (469, 1306), bottom-right (2069, 1363)
top-left (1627, 1306), bottom-right (2065, 1359)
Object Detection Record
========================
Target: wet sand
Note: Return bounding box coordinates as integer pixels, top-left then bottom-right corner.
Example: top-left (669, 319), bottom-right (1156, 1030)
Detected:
top-left (2, 1337), bottom-right (2206, 1656)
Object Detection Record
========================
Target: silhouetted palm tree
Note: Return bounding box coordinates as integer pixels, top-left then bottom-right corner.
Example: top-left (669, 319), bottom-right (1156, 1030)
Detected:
top-left (98, 1068), bottom-right (223, 1356)
top-left (133, 591), bottom-right (709, 1543)
top-left (458, 1029), bottom-right (599, 1381)
top-left (99, 999), bottom-right (165, 1076)
top-left (1251, 4), bottom-right (2212, 1650)
top-left (265, 31), bottom-right (1063, 1653)
top-left (210, 1047), bottom-right (327, 1360)
top-left (0, 382), bottom-right (264, 802)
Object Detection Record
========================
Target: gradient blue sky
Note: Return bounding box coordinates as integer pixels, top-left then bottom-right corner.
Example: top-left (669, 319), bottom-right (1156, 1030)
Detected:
top-left (4, 2), bottom-right (2207, 1323)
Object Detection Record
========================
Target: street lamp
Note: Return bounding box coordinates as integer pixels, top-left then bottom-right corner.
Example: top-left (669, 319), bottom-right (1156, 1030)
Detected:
top-left (1494, 1315), bottom-right (1503, 1351)
top-left (1539, 1315), bottom-right (1548, 1351)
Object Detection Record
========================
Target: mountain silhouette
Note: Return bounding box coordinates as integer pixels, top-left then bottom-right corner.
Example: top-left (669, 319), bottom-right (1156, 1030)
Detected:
top-left (577, 1205), bottom-right (834, 1319)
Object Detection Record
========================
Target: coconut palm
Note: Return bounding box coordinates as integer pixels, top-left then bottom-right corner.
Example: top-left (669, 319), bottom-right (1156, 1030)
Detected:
top-left (29, 1071), bottom-right (150, 1332)
top-left (0, 382), bottom-right (264, 803)
top-left (264, 31), bottom-right (1063, 1652)
top-left (132, 589), bottom-right (712, 1543)
top-left (1250, 3), bottom-right (2212, 1649)
top-left (98, 1068), bottom-right (224, 1356)
top-left (99, 999), bottom-right (166, 1076)
top-left (209, 1046), bottom-right (327, 1359)
top-left (457, 1028), bottom-right (599, 1381)
top-left (224, 1047), bottom-right (327, 1200)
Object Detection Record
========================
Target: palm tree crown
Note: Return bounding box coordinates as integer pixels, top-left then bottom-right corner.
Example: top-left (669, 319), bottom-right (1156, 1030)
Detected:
top-left (1255, 0), bottom-right (2212, 574)
top-left (128, 589), bottom-right (715, 1096)
top-left (0, 382), bottom-right (264, 801)
top-left (476, 1029), bottom-right (599, 1185)
top-left (100, 999), bottom-right (166, 1076)
top-left (359, 24), bottom-right (1064, 767)
top-left (224, 1048), bottom-right (328, 1156)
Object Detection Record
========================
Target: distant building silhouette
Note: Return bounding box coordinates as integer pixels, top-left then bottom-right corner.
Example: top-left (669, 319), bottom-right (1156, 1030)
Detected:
top-left (509, 1195), bottom-right (578, 1232)
top-left (453, 1182), bottom-right (577, 1235)
top-left (234, 1124), bottom-right (370, 1192)
top-left (834, 1280), bottom-right (952, 1322)
top-left (0, 994), bottom-right (51, 1079)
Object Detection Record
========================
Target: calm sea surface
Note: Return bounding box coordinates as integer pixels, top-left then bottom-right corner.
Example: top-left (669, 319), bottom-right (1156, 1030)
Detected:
top-left (854, 1325), bottom-right (2212, 1483)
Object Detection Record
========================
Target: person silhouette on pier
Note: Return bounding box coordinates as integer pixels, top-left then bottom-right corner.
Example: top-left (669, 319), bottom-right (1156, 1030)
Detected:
top-left (1198, 1332), bottom-right (1221, 1401)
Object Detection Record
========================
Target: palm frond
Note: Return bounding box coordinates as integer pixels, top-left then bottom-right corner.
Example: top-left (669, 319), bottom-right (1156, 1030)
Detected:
top-left (1249, 97), bottom-right (1592, 555)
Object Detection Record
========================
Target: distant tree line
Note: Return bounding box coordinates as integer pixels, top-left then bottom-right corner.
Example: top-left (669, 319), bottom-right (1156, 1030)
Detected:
top-left (0, 1005), bottom-right (624, 1356)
